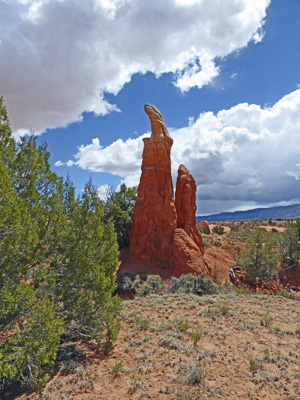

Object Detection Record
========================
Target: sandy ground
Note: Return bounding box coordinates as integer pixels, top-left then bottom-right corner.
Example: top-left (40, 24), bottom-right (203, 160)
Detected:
top-left (15, 292), bottom-right (300, 400)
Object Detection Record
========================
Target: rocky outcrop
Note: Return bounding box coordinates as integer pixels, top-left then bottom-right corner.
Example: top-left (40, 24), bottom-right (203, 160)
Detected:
top-left (200, 221), bottom-right (211, 235)
top-left (129, 104), bottom-right (210, 277)
top-left (172, 228), bottom-right (210, 276)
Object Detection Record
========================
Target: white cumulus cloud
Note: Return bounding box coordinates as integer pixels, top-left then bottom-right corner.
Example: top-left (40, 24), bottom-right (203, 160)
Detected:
top-left (97, 184), bottom-right (110, 201)
top-left (66, 89), bottom-right (300, 214)
top-left (72, 136), bottom-right (146, 175)
top-left (54, 160), bottom-right (64, 167)
top-left (0, 0), bottom-right (270, 134)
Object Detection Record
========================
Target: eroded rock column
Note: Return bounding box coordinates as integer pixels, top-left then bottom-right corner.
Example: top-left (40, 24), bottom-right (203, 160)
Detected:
top-left (129, 104), bottom-right (211, 278)
top-left (175, 164), bottom-right (204, 254)
top-left (130, 105), bottom-right (177, 268)
top-left (172, 164), bottom-right (210, 276)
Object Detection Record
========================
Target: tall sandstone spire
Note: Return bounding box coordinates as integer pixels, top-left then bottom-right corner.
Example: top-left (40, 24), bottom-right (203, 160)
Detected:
top-left (130, 104), bottom-right (177, 268)
top-left (130, 104), bottom-right (211, 277)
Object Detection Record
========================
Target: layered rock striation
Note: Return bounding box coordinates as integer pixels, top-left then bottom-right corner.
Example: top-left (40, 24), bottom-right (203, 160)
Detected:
top-left (130, 104), bottom-right (210, 277)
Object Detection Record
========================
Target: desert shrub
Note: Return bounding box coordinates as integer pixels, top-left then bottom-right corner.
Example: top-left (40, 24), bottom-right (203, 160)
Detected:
top-left (191, 331), bottom-right (202, 345)
top-left (169, 276), bottom-right (182, 293)
top-left (228, 229), bottom-right (254, 241)
top-left (177, 274), bottom-right (196, 293)
top-left (136, 275), bottom-right (162, 296)
top-left (179, 362), bottom-right (206, 386)
top-left (217, 301), bottom-right (230, 315)
top-left (212, 225), bottom-right (225, 235)
top-left (230, 225), bottom-right (240, 232)
top-left (194, 274), bottom-right (216, 295)
top-left (158, 332), bottom-right (180, 349)
top-left (116, 271), bottom-right (142, 294)
top-left (203, 238), bottom-right (211, 248)
top-left (174, 319), bottom-right (190, 332)
top-left (169, 274), bottom-right (215, 296)
top-left (111, 361), bottom-right (125, 378)
top-left (197, 223), bottom-right (208, 234)
top-left (145, 275), bottom-right (162, 291)
top-left (136, 282), bottom-right (152, 297)
top-left (216, 279), bottom-right (252, 295)
top-left (278, 290), bottom-right (298, 300)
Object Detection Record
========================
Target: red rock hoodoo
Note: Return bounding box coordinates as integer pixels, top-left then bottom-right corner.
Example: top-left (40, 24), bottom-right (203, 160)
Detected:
top-left (130, 104), bottom-right (177, 268)
top-left (129, 104), bottom-right (210, 278)
top-left (175, 164), bottom-right (204, 254)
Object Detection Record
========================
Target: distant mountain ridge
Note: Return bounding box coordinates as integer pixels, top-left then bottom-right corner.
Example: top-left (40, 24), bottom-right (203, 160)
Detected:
top-left (197, 204), bottom-right (300, 222)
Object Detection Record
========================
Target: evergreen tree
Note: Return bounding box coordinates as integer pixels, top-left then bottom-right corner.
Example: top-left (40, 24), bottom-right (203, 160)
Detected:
top-left (237, 228), bottom-right (279, 283)
top-left (0, 97), bottom-right (64, 390)
top-left (104, 183), bottom-right (137, 248)
top-left (280, 221), bottom-right (300, 272)
top-left (0, 97), bottom-right (120, 391)
top-left (52, 179), bottom-right (121, 351)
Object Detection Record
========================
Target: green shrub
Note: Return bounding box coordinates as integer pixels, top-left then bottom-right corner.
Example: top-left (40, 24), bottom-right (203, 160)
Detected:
top-left (212, 225), bottom-right (225, 235)
top-left (0, 296), bottom-right (64, 390)
top-left (175, 319), bottom-right (190, 332)
top-left (217, 302), bottom-right (230, 315)
top-left (136, 275), bottom-right (162, 297)
top-left (194, 274), bottom-right (216, 295)
top-left (169, 274), bottom-right (215, 296)
top-left (111, 361), bottom-right (125, 378)
top-left (116, 271), bottom-right (142, 294)
top-left (191, 331), bottom-right (202, 345)
top-left (178, 274), bottom-right (196, 293)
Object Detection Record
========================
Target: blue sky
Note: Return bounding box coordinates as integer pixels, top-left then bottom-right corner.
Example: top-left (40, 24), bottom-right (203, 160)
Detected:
top-left (1, 0), bottom-right (300, 215)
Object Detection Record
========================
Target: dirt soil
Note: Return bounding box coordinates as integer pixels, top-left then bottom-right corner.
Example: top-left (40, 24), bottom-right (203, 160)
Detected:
top-left (14, 293), bottom-right (300, 400)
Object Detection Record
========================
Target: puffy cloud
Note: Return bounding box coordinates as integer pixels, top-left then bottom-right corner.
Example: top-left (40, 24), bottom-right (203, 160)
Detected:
top-left (97, 184), bottom-right (110, 201)
top-left (54, 160), bottom-right (64, 167)
top-left (68, 89), bottom-right (300, 214)
top-left (66, 160), bottom-right (75, 167)
top-left (73, 136), bottom-right (145, 175)
top-left (0, 0), bottom-right (270, 134)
